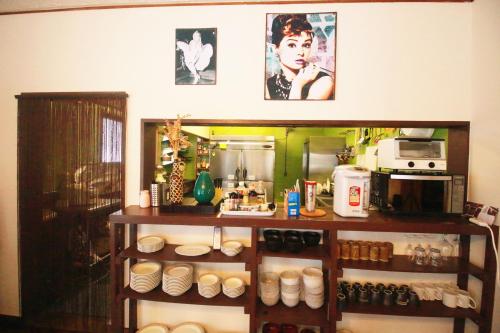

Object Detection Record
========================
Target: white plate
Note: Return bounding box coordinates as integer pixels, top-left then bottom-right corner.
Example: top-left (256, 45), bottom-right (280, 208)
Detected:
top-left (175, 245), bottom-right (211, 256)
top-left (138, 324), bottom-right (169, 333)
top-left (171, 323), bottom-right (205, 333)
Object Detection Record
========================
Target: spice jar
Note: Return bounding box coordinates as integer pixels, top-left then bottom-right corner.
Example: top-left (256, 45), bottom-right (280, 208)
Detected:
top-left (414, 246), bottom-right (426, 265)
top-left (379, 243), bottom-right (390, 262)
top-left (341, 240), bottom-right (351, 260)
top-left (385, 242), bottom-right (394, 259)
top-left (369, 243), bottom-right (380, 262)
top-left (350, 241), bottom-right (360, 261)
top-left (430, 248), bottom-right (442, 267)
top-left (360, 241), bottom-right (370, 260)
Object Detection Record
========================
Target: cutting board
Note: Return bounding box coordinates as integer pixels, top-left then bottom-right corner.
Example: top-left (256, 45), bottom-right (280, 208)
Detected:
top-left (300, 208), bottom-right (327, 217)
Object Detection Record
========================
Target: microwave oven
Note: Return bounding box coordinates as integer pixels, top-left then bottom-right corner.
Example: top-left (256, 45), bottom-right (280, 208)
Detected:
top-left (370, 172), bottom-right (465, 215)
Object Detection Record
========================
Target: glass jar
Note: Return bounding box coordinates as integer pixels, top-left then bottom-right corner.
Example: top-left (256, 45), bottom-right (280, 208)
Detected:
top-left (369, 243), bottom-right (379, 262)
top-left (139, 190), bottom-right (151, 208)
top-left (414, 246), bottom-right (426, 265)
top-left (430, 248), bottom-right (442, 267)
top-left (341, 240), bottom-right (351, 260)
top-left (379, 243), bottom-right (390, 262)
top-left (360, 241), bottom-right (370, 260)
top-left (350, 241), bottom-right (360, 261)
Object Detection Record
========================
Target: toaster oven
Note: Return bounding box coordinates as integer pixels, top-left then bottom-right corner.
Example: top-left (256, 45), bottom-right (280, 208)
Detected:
top-left (377, 137), bottom-right (446, 172)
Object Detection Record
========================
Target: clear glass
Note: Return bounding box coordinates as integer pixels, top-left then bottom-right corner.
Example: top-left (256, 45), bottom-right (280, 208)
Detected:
top-left (404, 234), bottom-right (415, 261)
top-left (451, 235), bottom-right (460, 257)
top-left (439, 234), bottom-right (454, 261)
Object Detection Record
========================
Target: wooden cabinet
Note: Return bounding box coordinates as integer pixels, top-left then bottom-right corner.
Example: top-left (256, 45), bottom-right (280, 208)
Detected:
top-left (110, 206), bottom-right (498, 333)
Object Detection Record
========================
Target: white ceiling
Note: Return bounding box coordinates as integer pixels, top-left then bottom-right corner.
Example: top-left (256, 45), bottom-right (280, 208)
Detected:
top-left (0, 0), bottom-right (305, 14)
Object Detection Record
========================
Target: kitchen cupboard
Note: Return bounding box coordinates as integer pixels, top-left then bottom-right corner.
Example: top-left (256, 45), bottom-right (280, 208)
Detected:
top-left (110, 206), bottom-right (498, 333)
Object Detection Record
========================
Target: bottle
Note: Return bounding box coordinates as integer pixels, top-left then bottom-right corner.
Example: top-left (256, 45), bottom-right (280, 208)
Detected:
top-left (139, 190), bottom-right (151, 208)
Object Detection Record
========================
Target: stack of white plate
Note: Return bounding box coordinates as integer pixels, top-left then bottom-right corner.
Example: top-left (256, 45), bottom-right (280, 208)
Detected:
top-left (171, 322), bottom-right (205, 333)
top-left (138, 323), bottom-right (170, 333)
top-left (222, 277), bottom-right (245, 298)
top-left (197, 273), bottom-right (221, 298)
top-left (130, 262), bottom-right (162, 293)
top-left (280, 270), bottom-right (300, 307)
top-left (162, 263), bottom-right (194, 296)
top-left (221, 241), bottom-right (243, 257)
top-left (259, 272), bottom-right (280, 306)
top-left (302, 267), bottom-right (324, 309)
top-left (137, 236), bottom-right (165, 253)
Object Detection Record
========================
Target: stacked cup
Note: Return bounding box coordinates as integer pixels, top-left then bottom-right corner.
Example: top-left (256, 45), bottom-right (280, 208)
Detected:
top-left (222, 277), bottom-right (245, 298)
top-left (197, 273), bottom-right (221, 298)
top-left (221, 241), bottom-right (243, 257)
top-left (130, 262), bottom-right (162, 293)
top-left (280, 270), bottom-right (300, 307)
top-left (162, 263), bottom-right (194, 296)
top-left (260, 272), bottom-right (280, 306)
top-left (302, 267), bottom-right (324, 309)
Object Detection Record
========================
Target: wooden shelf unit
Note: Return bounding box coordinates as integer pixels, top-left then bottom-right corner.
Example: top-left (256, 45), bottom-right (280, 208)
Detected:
top-left (110, 206), bottom-right (498, 333)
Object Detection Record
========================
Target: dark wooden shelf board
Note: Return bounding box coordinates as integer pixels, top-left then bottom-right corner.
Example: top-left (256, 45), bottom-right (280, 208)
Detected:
top-left (121, 285), bottom-right (248, 309)
top-left (257, 242), bottom-right (329, 263)
top-left (340, 300), bottom-right (482, 324)
top-left (256, 300), bottom-right (329, 326)
top-left (339, 255), bottom-right (476, 275)
top-left (121, 244), bottom-right (252, 263)
top-left (110, 206), bottom-right (493, 236)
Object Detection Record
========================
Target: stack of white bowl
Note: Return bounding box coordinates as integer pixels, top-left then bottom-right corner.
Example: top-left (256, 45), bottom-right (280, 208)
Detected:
top-left (162, 263), bottom-right (194, 296)
top-left (302, 267), bottom-right (324, 309)
top-left (137, 235), bottom-right (165, 253)
top-left (130, 262), bottom-right (162, 293)
top-left (222, 277), bottom-right (245, 298)
top-left (280, 270), bottom-right (301, 307)
top-left (221, 241), bottom-right (243, 257)
top-left (259, 272), bottom-right (280, 306)
top-left (197, 273), bottom-right (221, 298)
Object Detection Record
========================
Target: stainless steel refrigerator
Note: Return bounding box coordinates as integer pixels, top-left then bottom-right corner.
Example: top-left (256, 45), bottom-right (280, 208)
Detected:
top-left (209, 135), bottom-right (275, 201)
top-left (302, 136), bottom-right (346, 184)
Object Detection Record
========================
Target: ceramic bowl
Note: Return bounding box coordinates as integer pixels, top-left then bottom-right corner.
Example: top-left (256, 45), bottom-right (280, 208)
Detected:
top-left (302, 231), bottom-right (321, 247)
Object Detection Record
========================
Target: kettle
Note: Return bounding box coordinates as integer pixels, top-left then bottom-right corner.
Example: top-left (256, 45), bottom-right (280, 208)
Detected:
top-left (333, 165), bottom-right (371, 217)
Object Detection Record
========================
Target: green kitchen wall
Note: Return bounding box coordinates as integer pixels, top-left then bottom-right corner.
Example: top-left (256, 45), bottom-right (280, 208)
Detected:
top-left (168, 125), bottom-right (448, 202)
top-left (209, 126), bottom-right (351, 201)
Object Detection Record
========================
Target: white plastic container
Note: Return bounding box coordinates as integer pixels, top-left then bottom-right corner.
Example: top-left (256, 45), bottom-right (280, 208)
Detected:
top-left (333, 165), bottom-right (371, 217)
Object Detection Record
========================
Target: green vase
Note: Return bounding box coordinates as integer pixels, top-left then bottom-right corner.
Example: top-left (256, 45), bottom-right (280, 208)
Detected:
top-left (193, 171), bottom-right (215, 204)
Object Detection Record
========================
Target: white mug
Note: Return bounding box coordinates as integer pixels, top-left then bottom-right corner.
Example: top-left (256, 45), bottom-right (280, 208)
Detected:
top-left (456, 290), bottom-right (477, 309)
top-left (442, 289), bottom-right (459, 308)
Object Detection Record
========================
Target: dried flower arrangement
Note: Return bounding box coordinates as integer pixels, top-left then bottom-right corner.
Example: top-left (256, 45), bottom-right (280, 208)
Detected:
top-left (164, 114), bottom-right (191, 161)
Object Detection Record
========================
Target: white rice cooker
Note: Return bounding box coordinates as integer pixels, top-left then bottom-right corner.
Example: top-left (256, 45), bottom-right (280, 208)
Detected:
top-left (333, 165), bottom-right (371, 217)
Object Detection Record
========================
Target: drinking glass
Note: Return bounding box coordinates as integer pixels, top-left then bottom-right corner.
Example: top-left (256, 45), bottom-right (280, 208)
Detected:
top-left (439, 234), bottom-right (454, 261)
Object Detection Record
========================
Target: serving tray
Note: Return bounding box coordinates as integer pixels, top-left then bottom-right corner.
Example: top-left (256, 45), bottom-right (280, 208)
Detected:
top-left (219, 209), bottom-right (276, 217)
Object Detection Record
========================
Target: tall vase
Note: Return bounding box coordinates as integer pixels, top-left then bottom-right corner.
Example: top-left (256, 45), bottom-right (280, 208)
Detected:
top-left (169, 160), bottom-right (184, 204)
top-left (193, 171), bottom-right (215, 204)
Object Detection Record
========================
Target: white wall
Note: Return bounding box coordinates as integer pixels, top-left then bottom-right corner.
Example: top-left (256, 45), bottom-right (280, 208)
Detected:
top-left (468, 0), bottom-right (500, 332)
top-left (0, 0), bottom-right (498, 332)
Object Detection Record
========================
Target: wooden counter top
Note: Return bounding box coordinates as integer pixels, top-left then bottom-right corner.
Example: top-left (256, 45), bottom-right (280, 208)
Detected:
top-left (110, 205), bottom-right (492, 235)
